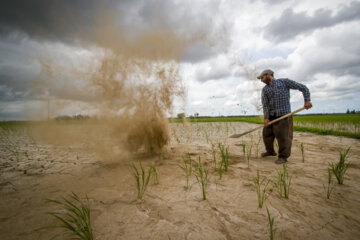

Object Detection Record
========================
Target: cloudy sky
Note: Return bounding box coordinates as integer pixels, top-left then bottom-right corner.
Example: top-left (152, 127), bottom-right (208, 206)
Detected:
top-left (1, 0), bottom-right (359, 120)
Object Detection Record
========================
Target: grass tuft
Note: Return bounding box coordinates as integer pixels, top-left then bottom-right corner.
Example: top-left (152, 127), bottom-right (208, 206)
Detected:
top-left (218, 143), bottom-right (230, 171)
top-left (246, 143), bottom-right (253, 169)
top-left (194, 156), bottom-right (209, 200)
top-left (179, 155), bottom-right (194, 190)
top-left (323, 168), bottom-right (335, 199)
top-left (150, 164), bottom-right (159, 185)
top-left (255, 135), bottom-right (262, 158)
top-left (266, 207), bottom-right (276, 240)
top-left (329, 147), bottom-right (351, 185)
top-left (300, 143), bottom-right (305, 163)
top-left (276, 164), bottom-right (292, 199)
top-left (36, 192), bottom-right (93, 240)
top-left (253, 170), bottom-right (271, 208)
top-left (130, 162), bottom-right (153, 199)
top-left (210, 142), bottom-right (217, 171)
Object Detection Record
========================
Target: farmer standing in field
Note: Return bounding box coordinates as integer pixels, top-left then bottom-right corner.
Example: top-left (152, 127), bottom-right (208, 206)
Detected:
top-left (258, 69), bottom-right (312, 164)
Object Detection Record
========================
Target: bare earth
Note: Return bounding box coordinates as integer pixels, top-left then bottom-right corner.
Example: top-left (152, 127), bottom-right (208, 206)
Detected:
top-left (1, 122), bottom-right (360, 240)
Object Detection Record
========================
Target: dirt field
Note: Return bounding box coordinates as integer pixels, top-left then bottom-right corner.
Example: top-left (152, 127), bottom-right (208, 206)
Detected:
top-left (1, 122), bottom-right (360, 240)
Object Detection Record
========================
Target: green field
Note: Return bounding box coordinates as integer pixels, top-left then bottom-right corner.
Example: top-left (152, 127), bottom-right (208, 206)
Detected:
top-left (1, 114), bottom-right (359, 139)
top-left (171, 114), bottom-right (360, 139)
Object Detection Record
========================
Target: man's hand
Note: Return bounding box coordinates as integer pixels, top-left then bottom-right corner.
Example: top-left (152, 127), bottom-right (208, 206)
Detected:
top-left (304, 101), bottom-right (312, 109)
top-left (264, 119), bottom-right (270, 127)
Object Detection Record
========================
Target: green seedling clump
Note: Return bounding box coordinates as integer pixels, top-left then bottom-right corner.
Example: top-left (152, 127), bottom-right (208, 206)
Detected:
top-left (37, 192), bottom-right (93, 240)
top-left (246, 143), bottom-right (253, 169)
top-left (218, 143), bottom-right (230, 171)
top-left (130, 162), bottom-right (153, 199)
top-left (329, 147), bottom-right (351, 185)
top-left (253, 170), bottom-right (271, 208)
top-left (266, 207), bottom-right (276, 240)
top-left (179, 155), bottom-right (194, 190)
top-left (323, 168), bottom-right (335, 199)
top-left (300, 143), bottom-right (305, 163)
top-left (218, 142), bottom-right (230, 180)
top-left (150, 165), bottom-right (159, 185)
top-left (210, 142), bottom-right (217, 171)
top-left (276, 164), bottom-right (292, 199)
top-left (194, 156), bottom-right (209, 200)
top-left (255, 135), bottom-right (262, 158)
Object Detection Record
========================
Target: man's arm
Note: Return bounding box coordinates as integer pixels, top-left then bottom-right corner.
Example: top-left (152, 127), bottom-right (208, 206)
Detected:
top-left (261, 89), bottom-right (270, 126)
top-left (285, 79), bottom-right (312, 109)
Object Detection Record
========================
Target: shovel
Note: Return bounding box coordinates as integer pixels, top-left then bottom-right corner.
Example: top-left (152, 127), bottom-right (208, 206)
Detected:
top-left (229, 107), bottom-right (306, 138)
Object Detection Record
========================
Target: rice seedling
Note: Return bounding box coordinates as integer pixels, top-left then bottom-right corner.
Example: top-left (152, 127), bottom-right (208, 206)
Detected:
top-left (37, 192), bottom-right (93, 240)
top-left (218, 161), bottom-right (224, 180)
top-left (194, 156), bottom-right (209, 200)
top-left (130, 162), bottom-right (153, 199)
top-left (300, 143), bottom-right (305, 163)
top-left (179, 155), bottom-right (194, 190)
top-left (150, 164), bottom-right (159, 185)
top-left (266, 207), bottom-right (276, 240)
top-left (253, 170), bottom-right (271, 208)
top-left (329, 147), bottom-right (351, 185)
top-left (276, 164), bottom-right (292, 199)
top-left (210, 142), bottom-right (217, 170)
top-left (218, 143), bottom-right (229, 171)
top-left (217, 142), bottom-right (230, 180)
top-left (255, 135), bottom-right (262, 158)
top-left (241, 142), bottom-right (246, 160)
top-left (246, 143), bottom-right (253, 169)
top-left (205, 130), bottom-right (209, 144)
top-left (323, 168), bottom-right (335, 199)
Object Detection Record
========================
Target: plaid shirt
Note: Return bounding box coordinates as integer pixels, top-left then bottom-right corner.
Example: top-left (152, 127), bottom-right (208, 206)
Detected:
top-left (261, 78), bottom-right (311, 119)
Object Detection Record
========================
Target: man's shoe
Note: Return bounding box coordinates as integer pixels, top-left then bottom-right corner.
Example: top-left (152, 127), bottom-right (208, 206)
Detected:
top-left (275, 158), bottom-right (287, 164)
top-left (261, 152), bottom-right (277, 157)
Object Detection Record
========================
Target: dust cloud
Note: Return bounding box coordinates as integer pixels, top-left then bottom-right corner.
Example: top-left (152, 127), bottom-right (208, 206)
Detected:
top-left (29, 10), bottom-right (214, 156)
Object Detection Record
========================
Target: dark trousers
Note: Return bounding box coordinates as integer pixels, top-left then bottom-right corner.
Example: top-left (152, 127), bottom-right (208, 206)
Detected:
top-left (262, 116), bottom-right (293, 159)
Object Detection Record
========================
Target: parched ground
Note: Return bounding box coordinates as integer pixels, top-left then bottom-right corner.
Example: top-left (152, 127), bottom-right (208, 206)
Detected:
top-left (1, 122), bottom-right (360, 240)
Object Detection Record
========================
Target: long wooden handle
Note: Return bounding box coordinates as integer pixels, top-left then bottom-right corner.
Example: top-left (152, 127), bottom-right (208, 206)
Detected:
top-left (229, 107), bottom-right (306, 138)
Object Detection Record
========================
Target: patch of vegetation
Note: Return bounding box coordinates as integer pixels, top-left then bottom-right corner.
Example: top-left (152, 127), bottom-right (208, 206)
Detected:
top-left (329, 147), bottom-right (351, 185)
top-left (36, 192), bottom-right (93, 240)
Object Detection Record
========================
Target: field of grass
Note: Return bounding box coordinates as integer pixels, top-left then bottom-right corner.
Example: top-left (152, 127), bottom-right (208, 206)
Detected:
top-left (171, 114), bottom-right (360, 139)
top-left (1, 114), bottom-right (359, 139)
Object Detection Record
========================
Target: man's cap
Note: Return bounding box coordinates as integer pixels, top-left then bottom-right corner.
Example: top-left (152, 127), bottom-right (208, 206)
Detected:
top-left (257, 69), bottom-right (274, 79)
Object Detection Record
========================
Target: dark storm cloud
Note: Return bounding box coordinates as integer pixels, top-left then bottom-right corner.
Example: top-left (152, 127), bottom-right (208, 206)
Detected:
top-left (0, 0), bottom-right (228, 60)
top-left (264, 1), bottom-right (360, 43)
top-left (0, 0), bottom-right (104, 45)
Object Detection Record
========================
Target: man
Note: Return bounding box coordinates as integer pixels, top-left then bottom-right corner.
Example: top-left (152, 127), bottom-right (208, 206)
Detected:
top-left (257, 69), bottom-right (312, 164)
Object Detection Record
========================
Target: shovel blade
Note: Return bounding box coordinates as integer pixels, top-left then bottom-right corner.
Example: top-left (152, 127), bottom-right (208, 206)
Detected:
top-left (229, 133), bottom-right (246, 138)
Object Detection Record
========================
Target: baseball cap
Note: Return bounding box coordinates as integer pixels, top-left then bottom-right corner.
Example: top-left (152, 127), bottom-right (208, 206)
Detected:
top-left (257, 69), bottom-right (274, 79)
